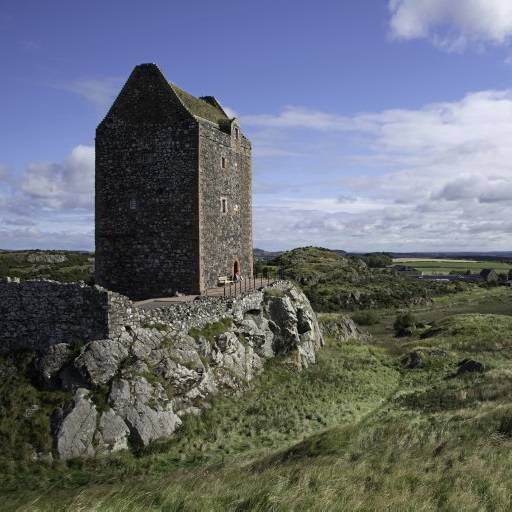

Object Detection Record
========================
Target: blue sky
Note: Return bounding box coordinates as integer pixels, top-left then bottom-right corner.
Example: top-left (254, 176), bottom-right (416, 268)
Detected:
top-left (2, 0), bottom-right (512, 251)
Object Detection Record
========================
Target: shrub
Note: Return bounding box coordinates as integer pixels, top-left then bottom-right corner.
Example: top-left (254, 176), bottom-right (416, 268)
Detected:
top-left (351, 310), bottom-right (380, 326)
top-left (393, 311), bottom-right (417, 337)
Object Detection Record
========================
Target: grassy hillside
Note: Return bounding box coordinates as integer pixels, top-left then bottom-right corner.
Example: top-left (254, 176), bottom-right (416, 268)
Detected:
top-left (4, 286), bottom-right (512, 511)
top-left (272, 247), bottom-right (465, 312)
top-left (0, 251), bottom-right (94, 283)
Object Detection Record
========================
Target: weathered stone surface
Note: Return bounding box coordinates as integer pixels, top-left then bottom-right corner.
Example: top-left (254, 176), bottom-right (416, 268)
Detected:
top-left (54, 388), bottom-right (97, 460)
top-left (318, 315), bottom-right (361, 342)
top-left (95, 409), bottom-right (130, 454)
top-left (75, 339), bottom-right (129, 385)
top-left (266, 295), bottom-right (300, 355)
top-left (95, 63), bottom-right (253, 300)
top-left (0, 278), bottom-right (132, 354)
top-left (110, 377), bottom-right (181, 447)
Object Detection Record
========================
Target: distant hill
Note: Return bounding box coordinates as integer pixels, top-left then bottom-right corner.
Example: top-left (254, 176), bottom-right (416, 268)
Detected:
top-left (269, 247), bottom-right (462, 311)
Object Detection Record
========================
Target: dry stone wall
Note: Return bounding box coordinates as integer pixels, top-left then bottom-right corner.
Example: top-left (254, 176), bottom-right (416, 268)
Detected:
top-left (0, 278), bottom-right (134, 354)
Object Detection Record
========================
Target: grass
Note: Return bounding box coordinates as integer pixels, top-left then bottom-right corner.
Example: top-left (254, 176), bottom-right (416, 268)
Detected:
top-left (188, 318), bottom-right (233, 342)
top-left (4, 286), bottom-right (512, 510)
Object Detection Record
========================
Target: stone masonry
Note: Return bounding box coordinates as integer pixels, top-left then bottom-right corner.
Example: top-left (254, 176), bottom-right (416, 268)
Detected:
top-left (95, 63), bottom-right (253, 300)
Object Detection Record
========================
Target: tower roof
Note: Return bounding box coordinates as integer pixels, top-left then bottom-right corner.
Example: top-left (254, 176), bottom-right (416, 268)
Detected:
top-left (170, 83), bottom-right (230, 126)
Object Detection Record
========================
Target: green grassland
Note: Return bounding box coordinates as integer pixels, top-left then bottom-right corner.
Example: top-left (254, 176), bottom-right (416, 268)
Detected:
top-left (4, 286), bottom-right (512, 511)
top-left (394, 258), bottom-right (512, 275)
top-left (0, 251), bottom-right (94, 283)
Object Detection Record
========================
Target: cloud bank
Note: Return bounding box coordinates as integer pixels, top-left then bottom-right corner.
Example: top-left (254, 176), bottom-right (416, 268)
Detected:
top-left (244, 89), bottom-right (512, 251)
top-left (389, 0), bottom-right (512, 51)
top-left (0, 145), bottom-right (94, 250)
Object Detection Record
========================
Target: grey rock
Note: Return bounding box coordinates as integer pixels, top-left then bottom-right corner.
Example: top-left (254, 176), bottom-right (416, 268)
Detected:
top-left (54, 388), bottom-right (97, 460)
top-left (75, 339), bottom-right (129, 385)
top-left (457, 359), bottom-right (485, 375)
top-left (319, 315), bottom-right (361, 342)
top-left (402, 351), bottom-right (424, 369)
top-left (110, 377), bottom-right (181, 447)
top-left (95, 409), bottom-right (130, 453)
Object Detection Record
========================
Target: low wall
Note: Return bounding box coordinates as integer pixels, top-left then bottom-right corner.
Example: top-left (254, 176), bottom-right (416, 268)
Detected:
top-left (0, 277), bottom-right (280, 354)
top-left (0, 278), bottom-right (131, 353)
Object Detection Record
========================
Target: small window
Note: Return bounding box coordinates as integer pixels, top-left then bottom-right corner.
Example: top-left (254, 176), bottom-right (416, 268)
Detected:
top-left (234, 127), bottom-right (239, 140)
top-left (221, 156), bottom-right (227, 170)
top-left (129, 198), bottom-right (137, 210)
top-left (221, 197), bottom-right (228, 214)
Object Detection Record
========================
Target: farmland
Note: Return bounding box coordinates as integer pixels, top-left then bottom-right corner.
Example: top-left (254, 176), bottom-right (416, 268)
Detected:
top-left (393, 258), bottom-right (512, 275)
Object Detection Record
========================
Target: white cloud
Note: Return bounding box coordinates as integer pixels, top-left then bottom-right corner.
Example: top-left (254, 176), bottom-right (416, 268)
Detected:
top-left (0, 146), bottom-right (94, 250)
top-left (389, 0), bottom-right (512, 51)
top-left (56, 77), bottom-right (122, 111)
top-left (20, 145), bottom-right (94, 210)
top-left (247, 89), bottom-right (512, 251)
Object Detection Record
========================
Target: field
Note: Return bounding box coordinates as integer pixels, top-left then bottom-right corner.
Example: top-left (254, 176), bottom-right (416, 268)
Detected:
top-left (4, 286), bottom-right (512, 510)
top-left (393, 257), bottom-right (512, 275)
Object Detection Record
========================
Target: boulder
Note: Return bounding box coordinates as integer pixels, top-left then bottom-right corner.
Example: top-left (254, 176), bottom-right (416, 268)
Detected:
top-left (109, 377), bottom-right (181, 447)
top-left (402, 351), bottom-right (424, 369)
top-left (265, 295), bottom-right (300, 355)
top-left (54, 388), bottom-right (97, 460)
top-left (319, 315), bottom-right (361, 342)
top-left (95, 409), bottom-right (130, 453)
top-left (75, 339), bottom-right (129, 385)
top-left (457, 359), bottom-right (485, 375)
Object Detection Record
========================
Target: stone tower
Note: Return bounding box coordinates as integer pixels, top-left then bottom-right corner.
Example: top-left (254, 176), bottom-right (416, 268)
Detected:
top-left (95, 63), bottom-right (253, 300)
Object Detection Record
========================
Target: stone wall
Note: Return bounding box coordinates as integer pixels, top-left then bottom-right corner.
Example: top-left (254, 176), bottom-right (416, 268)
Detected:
top-left (95, 63), bottom-right (254, 300)
top-left (95, 64), bottom-right (201, 299)
top-left (199, 119), bottom-right (253, 288)
top-left (0, 278), bottom-right (136, 354)
top-left (0, 277), bottom-right (280, 354)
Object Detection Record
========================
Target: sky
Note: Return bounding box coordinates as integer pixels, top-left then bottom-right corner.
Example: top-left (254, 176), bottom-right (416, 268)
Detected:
top-left (2, 0), bottom-right (512, 252)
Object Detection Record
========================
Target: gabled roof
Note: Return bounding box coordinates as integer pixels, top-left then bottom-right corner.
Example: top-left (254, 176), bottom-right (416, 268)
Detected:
top-left (170, 83), bottom-right (230, 126)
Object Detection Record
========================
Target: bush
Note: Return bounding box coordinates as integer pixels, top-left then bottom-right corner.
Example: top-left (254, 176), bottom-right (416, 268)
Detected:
top-left (394, 311), bottom-right (417, 337)
top-left (351, 310), bottom-right (380, 326)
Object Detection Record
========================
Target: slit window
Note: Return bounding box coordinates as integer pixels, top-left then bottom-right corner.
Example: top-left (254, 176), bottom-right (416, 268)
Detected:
top-left (129, 198), bottom-right (137, 210)
top-left (234, 127), bottom-right (239, 140)
top-left (221, 156), bottom-right (227, 170)
top-left (221, 197), bottom-right (228, 214)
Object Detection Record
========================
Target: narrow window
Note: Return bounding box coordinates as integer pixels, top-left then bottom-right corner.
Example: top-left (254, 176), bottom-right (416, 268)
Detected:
top-left (221, 156), bottom-right (227, 170)
top-left (221, 197), bottom-right (228, 214)
top-left (129, 198), bottom-right (137, 210)
top-left (234, 127), bottom-right (239, 140)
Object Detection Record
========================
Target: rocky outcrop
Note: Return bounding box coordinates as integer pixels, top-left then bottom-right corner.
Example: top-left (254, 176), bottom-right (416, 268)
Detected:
top-left (24, 282), bottom-right (326, 460)
top-left (318, 314), bottom-right (363, 342)
top-left (53, 389), bottom-right (97, 460)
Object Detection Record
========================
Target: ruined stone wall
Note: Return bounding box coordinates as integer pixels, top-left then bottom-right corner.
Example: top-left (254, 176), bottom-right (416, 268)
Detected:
top-left (95, 64), bottom-right (201, 300)
top-left (0, 278), bottom-right (114, 353)
top-left (198, 119), bottom-right (253, 289)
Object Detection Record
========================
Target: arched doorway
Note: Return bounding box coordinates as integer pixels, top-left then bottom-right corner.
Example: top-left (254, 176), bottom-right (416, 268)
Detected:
top-left (233, 260), bottom-right (240, 279)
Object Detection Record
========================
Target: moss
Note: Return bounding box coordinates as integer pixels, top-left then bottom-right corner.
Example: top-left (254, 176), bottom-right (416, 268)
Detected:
top-left (263, 287), bottom-right (285, 299)
top-left (141, 322), bottom-right (169, 332)
top-left (188, 318), bottom-right (233, 342)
